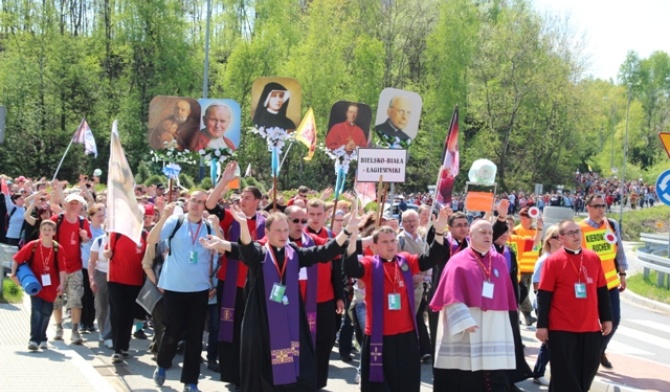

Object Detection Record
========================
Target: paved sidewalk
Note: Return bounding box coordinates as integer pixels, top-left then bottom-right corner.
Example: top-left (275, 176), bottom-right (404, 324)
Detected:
top-left (1, 292), bottom-right (668, 391)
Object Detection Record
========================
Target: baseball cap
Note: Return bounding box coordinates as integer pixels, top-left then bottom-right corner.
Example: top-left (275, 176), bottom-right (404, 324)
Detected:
top-left (65, 193), bottom-right (86, 204)
top-left (518, 207), bottom-right (530, 217)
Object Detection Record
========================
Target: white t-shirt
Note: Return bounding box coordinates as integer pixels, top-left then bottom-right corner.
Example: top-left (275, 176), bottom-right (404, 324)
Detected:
top-left (90, 234), bottom-right (110, 273)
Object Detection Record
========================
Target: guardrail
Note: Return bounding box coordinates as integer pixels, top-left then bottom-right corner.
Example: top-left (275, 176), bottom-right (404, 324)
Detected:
top-left (637, 233), bottom-right (670, 289)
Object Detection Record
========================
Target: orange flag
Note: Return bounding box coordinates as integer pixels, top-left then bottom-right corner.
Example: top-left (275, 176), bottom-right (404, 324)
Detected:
top-left (295, 108), bottom-right (317, 161)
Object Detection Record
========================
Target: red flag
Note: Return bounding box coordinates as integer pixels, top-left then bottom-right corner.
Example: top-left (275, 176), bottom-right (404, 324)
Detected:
top-left (436, 106), bottom-right (459, 205)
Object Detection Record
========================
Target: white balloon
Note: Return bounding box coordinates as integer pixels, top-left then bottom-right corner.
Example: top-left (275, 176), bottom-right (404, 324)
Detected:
top-left (468, 159), bottom-right (497, 185)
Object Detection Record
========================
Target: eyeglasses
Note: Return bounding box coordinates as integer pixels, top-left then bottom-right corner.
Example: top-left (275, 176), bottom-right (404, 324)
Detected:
top-left (291, 218), bottom-right (308, 224)
top-left (390, 106), bottom-right (411, 116)
top-left (189, 198), bottom-right (206, 205)
top-left (589, 204), bottom-right (607, 209)
top-left (561, 230), bottom-right (581, 237)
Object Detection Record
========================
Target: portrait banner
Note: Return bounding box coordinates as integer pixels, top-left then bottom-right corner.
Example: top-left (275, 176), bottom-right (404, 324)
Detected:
top-left (197, 99), bottom-right (241, 151)
top-left (148, 96), bottom-right (201, 151)
top-left (325, 101), bottom-right (372, 153)
top-left (374, 88), bottom-right (423, 145)
top-left (251, 77), bottom-right (302, 132)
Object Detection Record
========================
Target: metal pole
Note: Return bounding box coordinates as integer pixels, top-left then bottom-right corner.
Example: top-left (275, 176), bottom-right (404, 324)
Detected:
top-left (618, 83), bottom-right (632, 228)
top-left (202, 0), bottom-right (212, 99)
top-left (199, 0), bottom-right (212, 182)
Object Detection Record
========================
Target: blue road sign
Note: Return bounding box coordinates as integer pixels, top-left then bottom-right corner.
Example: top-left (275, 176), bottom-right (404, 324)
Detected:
top-left (655, 169), bottom-right (670, 206)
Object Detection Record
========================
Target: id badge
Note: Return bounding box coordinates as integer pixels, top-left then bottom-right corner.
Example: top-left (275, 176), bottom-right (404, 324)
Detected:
top-left (41, 274), bottom-right (52, 287)
top-left (189, 251), bottom-right (198, 264)
top-left (269, 283), bottom-right (287, 304)
top-left (574, 283), bottom-right (587, 299)
top-left (388, 293), bottom-right (401, 310)
top-left (482, 281), bottom-right (494, 299)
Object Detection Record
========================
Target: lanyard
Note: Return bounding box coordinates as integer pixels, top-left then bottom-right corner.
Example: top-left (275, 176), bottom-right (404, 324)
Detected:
top-left (266, 244), bottom-right (288, 281)
top-left (189, 221), bottom-right (203, 245)
top-left (40, 243), bottom-right (54, 272)
top-left (382, 257), bottom-right (402, 293)
top-left (567, 251), bottom-right (584, 283)
top-left (470, 249), bottom-right (492, 282)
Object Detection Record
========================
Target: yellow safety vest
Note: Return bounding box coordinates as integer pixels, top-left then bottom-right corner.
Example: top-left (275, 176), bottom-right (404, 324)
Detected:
top-left (511, 225), bottom-right (539, 274)
top-left (507, 235), bottom-right (537, 275)
top-left (579, 220), bottom-right (620, 290)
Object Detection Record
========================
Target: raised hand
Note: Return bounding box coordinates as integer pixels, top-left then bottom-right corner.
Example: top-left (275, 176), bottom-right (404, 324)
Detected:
top-left (230, 205), bottom-right (248, 224)
top-left (497, 199), bottom-right (509, 218)
top-left (163, 202), bottom-right (176, 218)
top-left (220, 161), bottom-right (238, 185)
top-left (434, 206), bottom-right (451, 232)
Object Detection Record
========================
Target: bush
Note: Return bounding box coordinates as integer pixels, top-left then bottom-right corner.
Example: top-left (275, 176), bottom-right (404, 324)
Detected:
top-left (144, 174), bottom-right (166, 188)
top-left (199, 177), bottom-right (213, 190)
top-left (179, 173), bottom-right (195, 190)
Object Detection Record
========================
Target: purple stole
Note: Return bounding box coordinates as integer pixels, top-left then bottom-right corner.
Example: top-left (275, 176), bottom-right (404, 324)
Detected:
top-left (370, 254), bottom-right (417, 383)
top-left (263, 243), bottom-right (301, 385)
top-left (299, 233), bottom-right (318, 348)
top-left (219, 212), bottom-right (266, 342)
top-left (503, 246), bottom-right (513, 273)
top-left (446, 233), bottom-right (468, 255)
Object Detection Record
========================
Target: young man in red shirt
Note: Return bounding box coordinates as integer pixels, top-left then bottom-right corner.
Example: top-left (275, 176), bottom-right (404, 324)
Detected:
top-left (10, 220), bottom-right (67, 350)
top-left (343, 207), bottom-right (449, 392)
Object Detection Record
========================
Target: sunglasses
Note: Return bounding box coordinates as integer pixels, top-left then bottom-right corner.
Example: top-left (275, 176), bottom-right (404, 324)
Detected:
top-left (550, 235), bottom-right (559, 240)
top-left (589, 204), bottom-right (607, 209)
top-left (291, 218), bottom-right (308, 224)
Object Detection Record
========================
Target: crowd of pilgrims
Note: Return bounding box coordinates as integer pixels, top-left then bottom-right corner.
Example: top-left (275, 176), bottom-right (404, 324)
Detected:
top-left (3, 163), bottom-right (617, 392)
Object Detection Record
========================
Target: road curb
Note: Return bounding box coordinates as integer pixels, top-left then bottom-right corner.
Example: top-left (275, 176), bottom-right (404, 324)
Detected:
top-left (621, 288), bottom-right (670, 314)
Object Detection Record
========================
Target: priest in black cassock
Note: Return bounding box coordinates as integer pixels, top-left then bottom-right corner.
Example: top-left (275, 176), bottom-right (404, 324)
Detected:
top-left (200, 207), bottom-right (359, 392)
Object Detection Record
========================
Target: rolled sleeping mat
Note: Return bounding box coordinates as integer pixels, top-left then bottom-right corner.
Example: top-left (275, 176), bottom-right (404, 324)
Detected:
top-left (16, 263), bottom-right (42, 296)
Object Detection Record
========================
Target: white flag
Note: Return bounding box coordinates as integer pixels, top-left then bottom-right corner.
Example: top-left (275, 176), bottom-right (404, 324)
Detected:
top-left (72, 119), bottom-right (98, 158)
top-left (107, 120), bottom-right (143, 245)
top-left (244, 163), bottom-right (252, 177)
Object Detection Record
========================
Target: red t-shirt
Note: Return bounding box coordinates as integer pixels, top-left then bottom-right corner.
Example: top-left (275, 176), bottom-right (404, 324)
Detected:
top-left (305, 226), bottom-right (336, 303)
top-left (216, 209), bottom-right (260, 287)
top-left (13, 240), bottom-right (66, 302)
top-left (294, 233), bottom-right (327, 301)
top-left (360, 252), bottom-right (419, 336)
top-left (108, 233), bottom-right (147, 286)
top-left (50, 214), bottom-right (92, 273)
top-left (539, 249), bottom-right (607, 332)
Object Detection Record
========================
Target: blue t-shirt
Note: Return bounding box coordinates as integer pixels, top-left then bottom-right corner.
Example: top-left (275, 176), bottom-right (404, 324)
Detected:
top-left (4, 197), bottom-right (25, 240)
top-left (158, 214), bottom-right (213, 293)
top-left (81, 224), bottom-right (105, 269)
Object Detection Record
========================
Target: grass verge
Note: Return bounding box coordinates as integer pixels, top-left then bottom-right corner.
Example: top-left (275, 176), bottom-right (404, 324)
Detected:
top-left (620, 205), bottom-right (670, 241)
top-left (0, 278), bottom-right (24, 304)
top-left (627, 272), bottom-right (670, 305)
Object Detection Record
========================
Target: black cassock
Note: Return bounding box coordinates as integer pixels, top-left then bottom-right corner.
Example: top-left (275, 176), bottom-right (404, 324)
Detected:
top-left (236, 239), bottom-right (345, 392)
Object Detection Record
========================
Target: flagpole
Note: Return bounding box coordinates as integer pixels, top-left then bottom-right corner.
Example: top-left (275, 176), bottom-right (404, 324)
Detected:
top-left (52, 138), bottom-right (76, 181)
top-left (278, 140), bottom-right (294, 172)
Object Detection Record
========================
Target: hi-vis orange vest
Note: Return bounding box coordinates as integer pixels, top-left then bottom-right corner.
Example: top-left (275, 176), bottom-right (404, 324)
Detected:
top-left (512, 225), bottom-right (539, 274)
top-left (579, 219), bottom-right (620, 290)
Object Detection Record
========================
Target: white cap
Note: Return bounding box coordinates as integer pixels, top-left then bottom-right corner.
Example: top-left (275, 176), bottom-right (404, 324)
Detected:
top-left (64, 193), bottom-right (86, 204)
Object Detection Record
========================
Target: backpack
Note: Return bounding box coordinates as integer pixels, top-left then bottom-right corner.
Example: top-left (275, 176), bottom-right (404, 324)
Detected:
top-left (167, 215), bottom-right (212, 255)
top-left (27, 240), bottom-right (60, 274)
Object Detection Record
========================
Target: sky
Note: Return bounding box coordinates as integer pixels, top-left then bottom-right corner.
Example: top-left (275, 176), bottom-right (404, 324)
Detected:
top-left (531, 0), bottom-right (670, 81)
